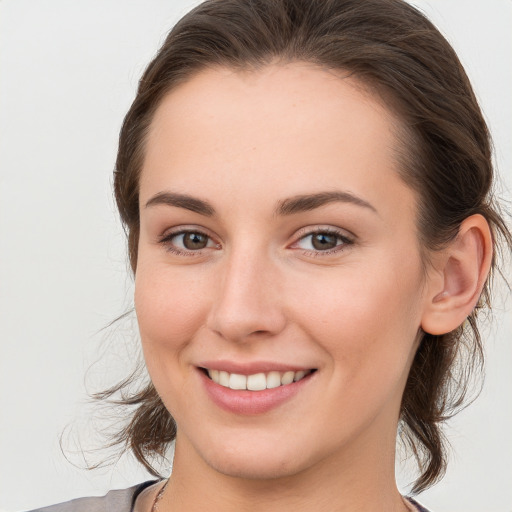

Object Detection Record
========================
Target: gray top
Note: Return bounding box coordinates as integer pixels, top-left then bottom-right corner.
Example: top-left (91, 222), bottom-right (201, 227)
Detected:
top-left (26, 481), bottom-right (431, 512)
top-left (26, 482), bottom-right (155, 512)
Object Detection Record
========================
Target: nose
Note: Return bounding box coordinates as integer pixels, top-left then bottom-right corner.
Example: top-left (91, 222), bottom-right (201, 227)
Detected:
top-left (206, 245), bottom-right (286, 343)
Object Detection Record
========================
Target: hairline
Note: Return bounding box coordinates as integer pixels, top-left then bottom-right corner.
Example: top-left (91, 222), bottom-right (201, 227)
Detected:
top-left (128, 60), bottom-right (433, 276)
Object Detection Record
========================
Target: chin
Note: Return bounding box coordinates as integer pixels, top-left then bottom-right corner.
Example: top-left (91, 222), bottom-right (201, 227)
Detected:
top-left (187, 428), bottom-right (321, 481)
top-left (204, 450), bottom-right (306, 481)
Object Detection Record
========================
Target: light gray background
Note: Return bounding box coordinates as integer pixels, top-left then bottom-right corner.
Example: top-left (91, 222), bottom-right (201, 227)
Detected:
top-left (0, 1), bottom-right (510, 511)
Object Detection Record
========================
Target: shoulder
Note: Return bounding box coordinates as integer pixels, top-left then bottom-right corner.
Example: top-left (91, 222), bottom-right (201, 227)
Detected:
top-left (25, 481), bottom-right (157, 512)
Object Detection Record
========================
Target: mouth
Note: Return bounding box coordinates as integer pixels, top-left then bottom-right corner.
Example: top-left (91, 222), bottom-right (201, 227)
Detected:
top-left (198, 365), bottom-right (318, 414)
top-left (200, 367), bottom-right (316, 391)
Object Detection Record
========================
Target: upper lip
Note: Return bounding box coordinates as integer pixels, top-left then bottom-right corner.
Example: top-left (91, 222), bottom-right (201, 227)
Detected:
top-left (198, 360), bottom-right (316, 375)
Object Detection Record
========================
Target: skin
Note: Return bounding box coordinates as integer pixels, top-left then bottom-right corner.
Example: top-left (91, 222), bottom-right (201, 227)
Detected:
top-left (133, 63), bottom-right (489, 511)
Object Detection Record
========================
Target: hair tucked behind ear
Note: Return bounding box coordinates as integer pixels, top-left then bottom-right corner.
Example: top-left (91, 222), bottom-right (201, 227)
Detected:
top-left (103, 0), bottom-right (512, 493)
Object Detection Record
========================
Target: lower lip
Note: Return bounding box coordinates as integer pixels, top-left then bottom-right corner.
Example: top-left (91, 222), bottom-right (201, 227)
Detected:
top-left (200, 370), bottom-right (314, 415)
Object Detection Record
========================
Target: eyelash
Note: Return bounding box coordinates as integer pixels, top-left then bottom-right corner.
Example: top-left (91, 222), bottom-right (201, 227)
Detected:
top-left (291, 227), bottom-right (354, 256)
top-left (158, 227), bottom-right (354, 257)
top-left (158, 229), bottom-right (219, 257)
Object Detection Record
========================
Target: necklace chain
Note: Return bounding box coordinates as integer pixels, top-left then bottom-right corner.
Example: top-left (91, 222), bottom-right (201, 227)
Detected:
top-left (149, 478), bottom-right (416, 511)
top-left (151, 479), bottom-right (169, 512)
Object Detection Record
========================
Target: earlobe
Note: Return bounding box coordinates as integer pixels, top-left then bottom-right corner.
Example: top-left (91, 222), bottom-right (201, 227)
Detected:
top-left (421, 214), bottom-right (493, 335)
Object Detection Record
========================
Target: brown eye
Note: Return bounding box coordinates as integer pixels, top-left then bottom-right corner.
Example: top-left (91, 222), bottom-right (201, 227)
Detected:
top-left (182, 232), bottom-right (209, 250)
top-left (160, 230), bottom-right (217, 254)
top-left (293, 228), bottom-right (353, 255)
top-left (311, 233), bottom-right (338, 250)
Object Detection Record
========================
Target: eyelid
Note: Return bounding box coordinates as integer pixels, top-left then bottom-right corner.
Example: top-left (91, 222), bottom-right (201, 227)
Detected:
top-left (158, 225), bottom-right (220, 255)
top-left (289, 225), bottom-right (355, 254)
top-left (292, 225), bottom-right (355, 241)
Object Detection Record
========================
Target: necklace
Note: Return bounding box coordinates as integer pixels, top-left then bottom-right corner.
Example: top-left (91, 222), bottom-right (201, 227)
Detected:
top-left (151, 479), bottom-right (169, 512)
top-left (150, 478), bottom-right (415, 511)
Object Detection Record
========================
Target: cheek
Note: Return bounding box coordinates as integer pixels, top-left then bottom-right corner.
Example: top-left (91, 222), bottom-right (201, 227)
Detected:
top-left (294, 256), bottom-right (423, 382)
top-left (134, 263), bottom-right (210, 357)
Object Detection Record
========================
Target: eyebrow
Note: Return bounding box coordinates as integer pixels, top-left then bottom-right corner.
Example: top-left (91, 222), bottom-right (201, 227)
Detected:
top-left (275, 191), bottom-right (378, 216)
top-left (145, 192), bottom-right (216, 216)
top-left (144, 190), bottom-right (377, 217)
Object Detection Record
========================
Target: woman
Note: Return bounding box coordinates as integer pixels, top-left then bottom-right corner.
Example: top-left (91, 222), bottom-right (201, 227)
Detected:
top-left (18, 0), bottom-right (511, 511)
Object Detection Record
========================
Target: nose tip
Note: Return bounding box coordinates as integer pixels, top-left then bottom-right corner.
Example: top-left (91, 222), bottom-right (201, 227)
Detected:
top-left (206, 256), bottom-right (286, 343)
top-left (208, 306), bottom-right (285, 343)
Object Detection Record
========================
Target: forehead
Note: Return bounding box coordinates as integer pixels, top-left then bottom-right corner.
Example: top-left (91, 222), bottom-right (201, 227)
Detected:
top-left (140, 63), bottom-right (414, 221)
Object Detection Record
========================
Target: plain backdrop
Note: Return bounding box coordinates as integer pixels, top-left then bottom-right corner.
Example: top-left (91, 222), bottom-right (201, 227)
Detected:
top-left (0, 1), bottom-right (510, 511)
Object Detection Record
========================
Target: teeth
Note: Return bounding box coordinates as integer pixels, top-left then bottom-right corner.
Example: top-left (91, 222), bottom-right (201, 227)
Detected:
top-left (207, 368), bottom-right (311, 390)
top-left (266, 371), bottom-right (281, 389)
top-left (229, 373), bottom-right (247, 390)
top-left (293, 370), bottom-right (306, 382)
top-left (281, 371), bottom-right (295, 385)
top-left (219, 371), bottom-right (230, 387)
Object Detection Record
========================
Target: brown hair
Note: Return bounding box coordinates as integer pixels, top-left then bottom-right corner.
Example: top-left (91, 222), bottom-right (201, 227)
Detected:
top-left (105, 0), bottom-right (511, 494)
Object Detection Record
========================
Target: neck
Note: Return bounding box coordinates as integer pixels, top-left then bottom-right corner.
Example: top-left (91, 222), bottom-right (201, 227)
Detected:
top-left (159, 425), bottom-right (409, 512)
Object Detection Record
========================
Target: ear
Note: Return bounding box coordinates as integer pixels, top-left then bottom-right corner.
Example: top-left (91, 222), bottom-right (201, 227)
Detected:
top-left (421, 214), bottom-right (493, 335)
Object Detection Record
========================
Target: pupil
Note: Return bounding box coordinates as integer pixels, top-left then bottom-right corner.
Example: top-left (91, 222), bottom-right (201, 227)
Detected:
top-left (184, 232), bottom-right (207, 249)
top-left (312, 233), bottom-right (337, 250)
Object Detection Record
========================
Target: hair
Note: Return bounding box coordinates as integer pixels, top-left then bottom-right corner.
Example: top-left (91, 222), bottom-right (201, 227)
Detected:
top-left (102, 0), bottom-right (511, 494)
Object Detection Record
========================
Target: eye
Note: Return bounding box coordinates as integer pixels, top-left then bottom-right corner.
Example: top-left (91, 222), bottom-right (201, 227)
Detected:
top-left (292, 228), bottom-right (354, 254)
top-left (159, 229), bottom-right (218, 255)
top-left (177, 232), bottom-right (210, 250)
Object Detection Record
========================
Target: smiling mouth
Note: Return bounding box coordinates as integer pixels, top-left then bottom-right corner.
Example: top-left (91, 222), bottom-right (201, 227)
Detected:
top-left (201, 368), bottom-right (316, 391)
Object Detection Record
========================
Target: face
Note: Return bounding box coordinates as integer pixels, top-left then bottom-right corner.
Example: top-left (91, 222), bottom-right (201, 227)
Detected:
top-left (135, 63), bottom-right (430, 480)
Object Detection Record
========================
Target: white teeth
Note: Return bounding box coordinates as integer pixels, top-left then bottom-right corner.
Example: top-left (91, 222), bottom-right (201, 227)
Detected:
top-left (281, 371), bottom-right (295, 385)
top-left (206, 368), bottom-right (312, 390)
top-left (229, 373), bottom-right (247, 390)
top-left (247, 373), bottom-right (266, 391)
top-left (293, 370), bottom-right (306, 382)
top-left (219, 371), bottom-right (230, 387)
top-left (266, 371), bottom-right (282, 389)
